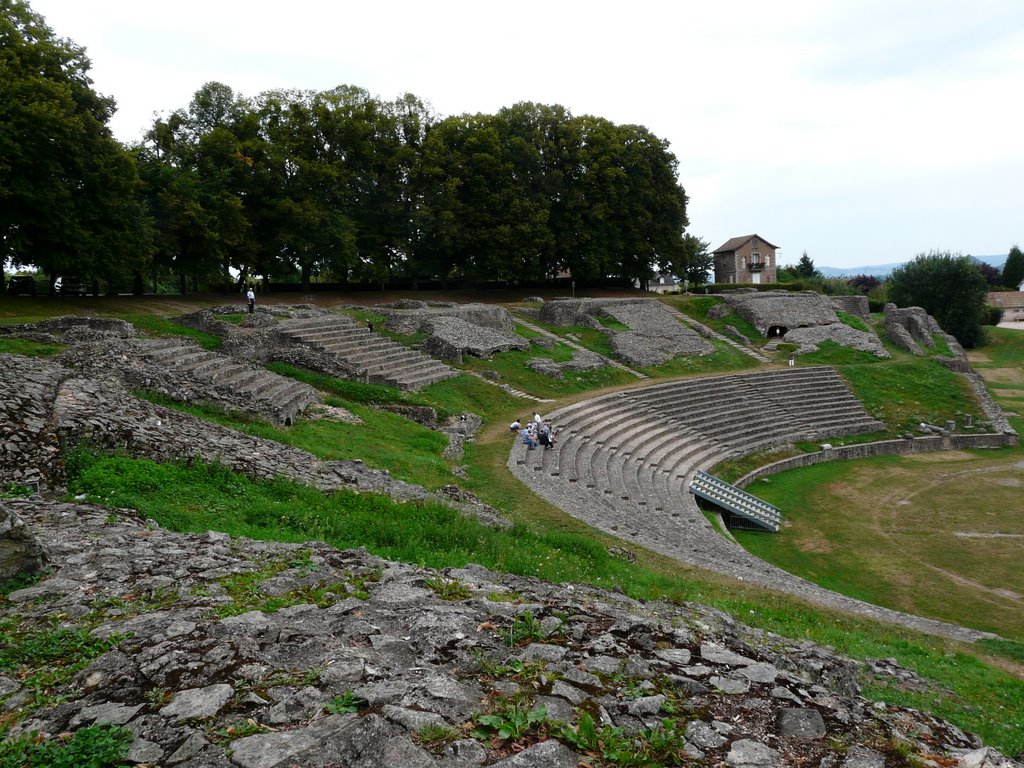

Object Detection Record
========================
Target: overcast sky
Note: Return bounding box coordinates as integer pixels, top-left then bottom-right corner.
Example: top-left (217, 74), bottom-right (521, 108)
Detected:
top-left (28, 0), bottom-right (1024, 268)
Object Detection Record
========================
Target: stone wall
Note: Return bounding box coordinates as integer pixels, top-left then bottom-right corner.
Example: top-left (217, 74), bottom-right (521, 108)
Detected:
top-left (418, 316), bottom-right (529, 362)
top-left (0, 354), bottom-right (68, 491)
top-left (721, 292), bottom-right (840, 335)
top-left (736, 432), bottom-right (1018, 488)
top-left (831, 295), bottom-right (870, 318)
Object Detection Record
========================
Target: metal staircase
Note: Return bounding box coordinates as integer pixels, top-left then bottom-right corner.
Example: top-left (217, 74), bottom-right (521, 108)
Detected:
top-left (689, 470), bottom-right (780, 532)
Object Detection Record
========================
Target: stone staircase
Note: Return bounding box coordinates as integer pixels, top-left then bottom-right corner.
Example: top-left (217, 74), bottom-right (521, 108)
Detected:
top-left (137, 339), bottom-right (318, 425)
top-left (689, 470), bottom-right (780, 532)
top-left (277, 315), bottom-right (457, 391)
top-left (508, 366), bottom-right (882, 582)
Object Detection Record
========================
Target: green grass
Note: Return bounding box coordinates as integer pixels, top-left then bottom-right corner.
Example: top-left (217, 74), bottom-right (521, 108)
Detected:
top-left (453, 344), bottom-right (636, 399)
top-left (514, 316), bottom-right (617, 358)
top-left (597, 315), bottom-right (631, 332)
top-left (0, 723), bottom-right (133, 767)
top-left (735, 450), bottom-right (1024, 639)
top-left (800, 341), bottom-right (885, 366)
top-left (836, 310), bottom-right (872, 332)
top-left (136, 391), bottom-right (454, 490)
top-left (118, 314), bottom-right (222, 350)
top-left (663, 295), bottom-right (762, 343)
top-left (640, 344), bottom-right (759, 378)
top-left (840, 360), bottom-right (985, 433)
top-left (0, 337), bottom-right (64, 356)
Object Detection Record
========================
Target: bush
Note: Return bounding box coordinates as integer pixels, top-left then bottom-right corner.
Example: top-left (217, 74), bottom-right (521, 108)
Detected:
top-left (982, 304), bottom-right (1004, 326)
top-left (888, 251), bottom-right (988, 348)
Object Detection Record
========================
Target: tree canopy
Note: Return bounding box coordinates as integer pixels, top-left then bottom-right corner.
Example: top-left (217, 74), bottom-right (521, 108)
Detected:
top-left (793, 251), bottom-right (821, 279)
top-left (0, 0), bottom-right (150, 289)
top-left (4, 0), bottom-right (691, 293)
top-left (887, 251), bottom-right (989, 348)
top-left (1003, 245), bottom-right (1024, 290)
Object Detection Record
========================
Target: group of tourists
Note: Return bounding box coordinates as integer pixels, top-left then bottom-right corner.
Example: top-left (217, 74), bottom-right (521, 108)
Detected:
top-left (510, 412), bottom-right (557, 450)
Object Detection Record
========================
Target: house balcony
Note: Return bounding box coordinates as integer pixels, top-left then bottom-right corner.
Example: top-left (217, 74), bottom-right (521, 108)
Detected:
top-left (748, 261), bottom-right (765, 271)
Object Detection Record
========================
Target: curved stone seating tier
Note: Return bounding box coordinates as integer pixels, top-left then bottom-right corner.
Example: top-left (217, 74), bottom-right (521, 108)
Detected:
top-left (138, 339), bottom-right (319, 425)
top-left (277, 315), bottom-right (457, 391)
top-left (503, 366), bottom-right (977, 641)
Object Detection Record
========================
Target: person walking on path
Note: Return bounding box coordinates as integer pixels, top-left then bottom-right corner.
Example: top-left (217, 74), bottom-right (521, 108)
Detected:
top-left (246, 287), bottom-right (255, 314)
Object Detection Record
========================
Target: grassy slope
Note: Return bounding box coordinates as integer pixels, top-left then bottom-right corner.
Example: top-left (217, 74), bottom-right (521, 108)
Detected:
top-left (3, 294), bottom-right (1024, 752)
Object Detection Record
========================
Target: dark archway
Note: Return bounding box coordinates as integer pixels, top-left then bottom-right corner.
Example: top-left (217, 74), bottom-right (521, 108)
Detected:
top-left (767, 325), bottom-right (788, 339)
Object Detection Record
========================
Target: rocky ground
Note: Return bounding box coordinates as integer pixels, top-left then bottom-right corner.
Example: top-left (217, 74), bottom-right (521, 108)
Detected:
top-left (0, 498), bottom-right (1019, 767)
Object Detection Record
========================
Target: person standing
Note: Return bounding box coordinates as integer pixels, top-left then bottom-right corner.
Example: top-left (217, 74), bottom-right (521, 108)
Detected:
top-left (246, 287), bottom-right (255, 314)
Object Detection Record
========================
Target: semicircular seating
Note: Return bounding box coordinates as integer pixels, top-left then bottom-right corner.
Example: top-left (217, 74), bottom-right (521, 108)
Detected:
top-left (509, 365), bottom-right (888, 597)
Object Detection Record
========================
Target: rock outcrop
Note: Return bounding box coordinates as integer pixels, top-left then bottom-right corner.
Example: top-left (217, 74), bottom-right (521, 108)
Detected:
top-left (1, 497), bottom-right (1016, 768)
top-left (721, 292), bottom-right (840, 336)
top-left (538, 299), bottom-right (714, 367)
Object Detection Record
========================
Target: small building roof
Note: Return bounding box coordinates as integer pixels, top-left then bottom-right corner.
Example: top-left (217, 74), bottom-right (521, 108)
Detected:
top-left (712, 234), bottom-right (780, 254)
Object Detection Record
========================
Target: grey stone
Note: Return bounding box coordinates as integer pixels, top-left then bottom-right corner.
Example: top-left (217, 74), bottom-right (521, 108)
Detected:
top-left (841, 746), bottom-right (886, 768)
top-left (624, 694), bottom-right (665, 716)
top-left (125, 738), bottom-right (165, 764)
top-left (383, 704), bottom-right (449, 731)
top-left (653, 647), bottom-right (692, 666)
top-left (742, 662), bottom-right (779, 684)
top-left (266, 686), bottom-right (325, 725)
top-left (711, 676), bottom-right (749, 694)
top-left (701, 643), bottom-right (756, 666)
top-left (725, 738), bottom-right (782, 767)
top-left (0, 504), bottom-right (49, 579)
top-left (230, 714), bottom-right (356, 768)
top-left (686, 719), bottom-right (728, 749)
top-left (159, 684), bottom-right (234, 720)
top-left (518, 643), bottom-right (567, 663)
top-left (778, 707), bottom-right (826, 739)
top-left (71, 701), bottom-right (143, 727)
top-left (486, 738), bottom-right (579, 767)
top-left (166, 731), bottom-right (209, 764)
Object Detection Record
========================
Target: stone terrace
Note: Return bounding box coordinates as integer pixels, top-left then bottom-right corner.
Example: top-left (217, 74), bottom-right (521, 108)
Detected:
top-left (508, 367), bottom-right (995, 642)
top-left (135, 337), bottom-right (318, 426)
top-left (277, 314), bottom-right (456, 391)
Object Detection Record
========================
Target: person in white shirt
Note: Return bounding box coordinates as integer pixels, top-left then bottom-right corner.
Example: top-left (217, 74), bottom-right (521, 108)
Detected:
top-left (246, 287), bottom-right (255, 314)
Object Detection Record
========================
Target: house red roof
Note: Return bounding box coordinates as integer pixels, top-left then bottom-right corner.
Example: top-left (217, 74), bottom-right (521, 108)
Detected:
top-left (712, 234), bottom-right (780, 254)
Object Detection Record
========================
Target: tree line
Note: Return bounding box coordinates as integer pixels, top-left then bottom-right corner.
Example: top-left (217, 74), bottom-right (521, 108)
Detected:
top-left (2, 0), bottom-right (692, 294)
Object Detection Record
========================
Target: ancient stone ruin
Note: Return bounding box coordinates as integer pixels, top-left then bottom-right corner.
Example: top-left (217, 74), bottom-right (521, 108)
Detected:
top-left (1, 305), bottom-right (1020, 766)
top-left (720, 292), bottom-right (889, 358)
top-left (538, 298), bottom-right (715, 367)
top-left (1, 497), bottom-right (1018, 768)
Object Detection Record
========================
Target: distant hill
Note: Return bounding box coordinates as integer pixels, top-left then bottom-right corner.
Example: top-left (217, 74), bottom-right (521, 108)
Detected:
top-left (818, 254), bottom-right (1006, 278)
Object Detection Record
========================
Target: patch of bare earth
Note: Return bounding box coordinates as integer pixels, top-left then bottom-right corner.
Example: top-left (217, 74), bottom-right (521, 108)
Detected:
top-left (981, 367), bottom-right (1024, 385)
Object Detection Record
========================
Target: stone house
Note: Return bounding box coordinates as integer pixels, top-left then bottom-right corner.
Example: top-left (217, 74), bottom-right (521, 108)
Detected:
top-left (988, 290), bottom-right (1024, 322)
top-left (712, 234), bottom-right (779, 284)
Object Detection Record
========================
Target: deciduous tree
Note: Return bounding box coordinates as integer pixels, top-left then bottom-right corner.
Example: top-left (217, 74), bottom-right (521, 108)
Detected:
top-left (888, 250), bottom-right (988, 348)
top-left (1, 0), bottom-right (152, 287)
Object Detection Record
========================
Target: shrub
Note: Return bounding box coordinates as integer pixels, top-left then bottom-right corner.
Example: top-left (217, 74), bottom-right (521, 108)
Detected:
top-left (982, 304), bottom-right (1004, 326)
top-left (888, 251), bottom-right (988, 347)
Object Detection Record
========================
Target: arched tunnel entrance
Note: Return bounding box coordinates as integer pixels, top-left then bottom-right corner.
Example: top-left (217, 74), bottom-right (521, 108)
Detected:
top-left (767, 325), bottom-right (788, 339)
